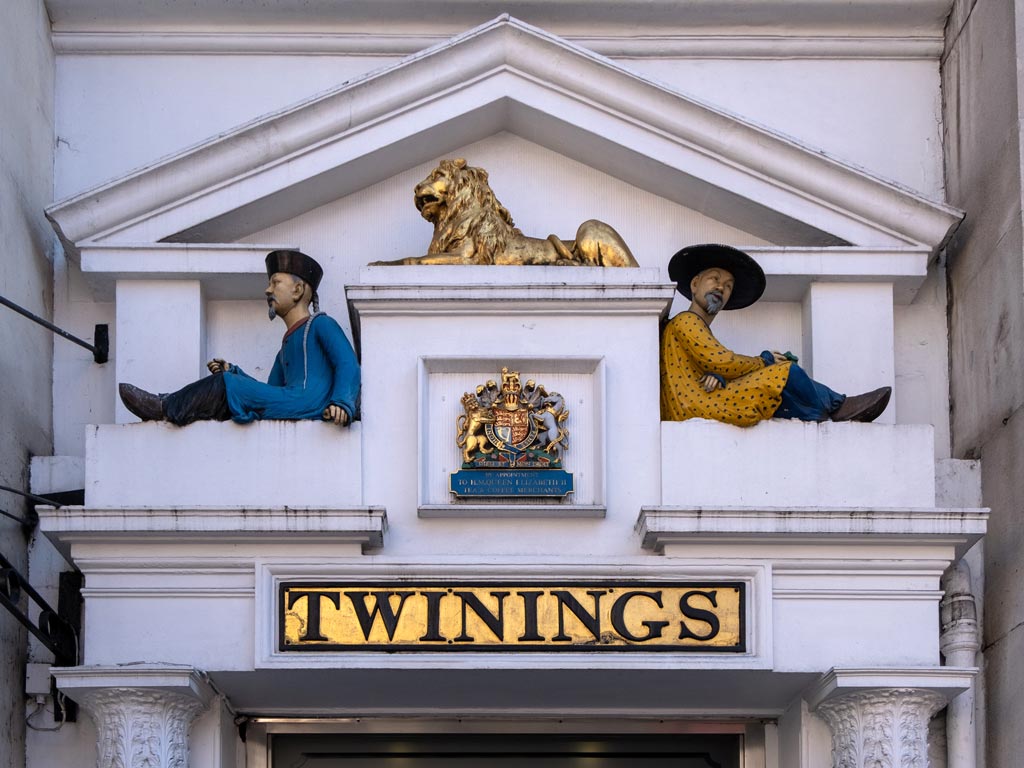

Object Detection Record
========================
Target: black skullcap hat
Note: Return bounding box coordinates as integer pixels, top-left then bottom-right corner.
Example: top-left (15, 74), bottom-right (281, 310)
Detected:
top-left (667, 243), bottom-right (766, 310)
top-left (265, 250), bottom-right (324, 292)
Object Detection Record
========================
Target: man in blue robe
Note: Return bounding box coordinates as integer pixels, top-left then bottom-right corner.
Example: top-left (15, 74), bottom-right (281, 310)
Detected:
top-left (119, 250), bottom-right (360, 427)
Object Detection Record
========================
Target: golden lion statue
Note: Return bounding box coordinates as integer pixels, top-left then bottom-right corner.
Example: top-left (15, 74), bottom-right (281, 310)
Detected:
top-left (370, 158), bottom-right (639, 267)
top-left (456, 392), bottom-right (495, 464)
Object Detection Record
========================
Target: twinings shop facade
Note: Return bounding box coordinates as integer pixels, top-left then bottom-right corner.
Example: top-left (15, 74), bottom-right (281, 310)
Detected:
top-left (31, 8), bottom-right (986, 768)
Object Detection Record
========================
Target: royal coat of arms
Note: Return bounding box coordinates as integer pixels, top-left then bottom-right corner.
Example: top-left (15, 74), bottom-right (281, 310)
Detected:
top-left (450, 368), bottom-right (573, 498)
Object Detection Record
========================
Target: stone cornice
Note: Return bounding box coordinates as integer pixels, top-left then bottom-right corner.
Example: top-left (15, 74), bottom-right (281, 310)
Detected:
top-left (805, 667), bottom-right (975, 710)
top-left (45, 0), bottom-right (955, 41)
top-left (77, 244), bottom-right (936, 303)
top-left (46, 16), bottom-right (963, 257)
top-left (636, 507), bottom-right (989, 558)
top-left (37, 506), bottom-right (389, 561)
top-left (52, 31), bottom-right (944, 60)
top-left (53, 664), bottom-right (216, 706)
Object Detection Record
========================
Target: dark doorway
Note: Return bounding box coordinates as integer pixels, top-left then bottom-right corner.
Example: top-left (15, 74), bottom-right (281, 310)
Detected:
top-left (273, 733), bottom-right (741, 767)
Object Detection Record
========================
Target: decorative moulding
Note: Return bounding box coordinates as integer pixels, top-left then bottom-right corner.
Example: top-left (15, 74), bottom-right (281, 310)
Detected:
top-left (76, 241), bottom-right (294, 299)
top-left (45, 0), bottom-right (955, 47)
top-left (804, 667), bottom-right (975, 710)
top-left (46, 16), bottom-right (963, 257)
top-left (53, 664), bottom-right (216, 705)
top-left (804, 667), bottom-right (974, 768)
top-left (79, 245), bottom-right (935, 305)
top-left (54, 665), bottom-right (214, 768)
top-left (37, 506), bottom-right (388, 562)
top-left (51, 31), bottom-right (944, 60)
top-left (346, 268), bottom-right (675, 351)
top-left (636, 507), bottom-right (989, 559)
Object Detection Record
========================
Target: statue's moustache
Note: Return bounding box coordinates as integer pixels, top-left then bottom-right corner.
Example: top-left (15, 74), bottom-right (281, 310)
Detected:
top-left (266, 297), bottom-right (277, 321)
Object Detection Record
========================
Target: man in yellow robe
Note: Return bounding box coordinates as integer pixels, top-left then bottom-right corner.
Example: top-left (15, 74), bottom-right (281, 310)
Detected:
top-left (660, 244), bottom-right (891, 426)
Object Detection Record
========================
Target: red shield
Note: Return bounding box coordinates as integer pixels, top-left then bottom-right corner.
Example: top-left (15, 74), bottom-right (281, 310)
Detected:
top-left (494, 408), bottom-right (531, 444)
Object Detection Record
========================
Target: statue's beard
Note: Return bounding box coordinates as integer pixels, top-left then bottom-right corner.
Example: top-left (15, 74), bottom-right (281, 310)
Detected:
top-left (704, 291), bottom-right (725, 315)
top-left (267, 298), bottom-right (277, 321)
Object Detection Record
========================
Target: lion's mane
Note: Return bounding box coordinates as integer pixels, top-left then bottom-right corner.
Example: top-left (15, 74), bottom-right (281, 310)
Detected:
top-left (426, 160), bottom-right (519, 264)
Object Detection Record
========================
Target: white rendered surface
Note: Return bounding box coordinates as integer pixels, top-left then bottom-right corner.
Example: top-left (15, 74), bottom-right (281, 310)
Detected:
top-left (2, 5), bottom-right (55, 768)
top-left (803, 282), bottom-right (896, 423)
top-left (85, 420), bottom-right (364, 507)
top-left (24, 5), bottom-right (991, 767)
top-left (29, 455), bottom-right (84, 494)
top-left (350, 267), bottom-right (669, 551)
top-left (661, 420), bottom-right (935, 508)
top-left (644, 505), bottom-right (986, 670)
top-left (115, 280), bottom-right (205, 423)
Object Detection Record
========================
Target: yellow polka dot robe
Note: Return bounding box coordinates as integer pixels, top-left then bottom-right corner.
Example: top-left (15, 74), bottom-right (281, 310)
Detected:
top-left (660, 312), bottom-right (792, 426)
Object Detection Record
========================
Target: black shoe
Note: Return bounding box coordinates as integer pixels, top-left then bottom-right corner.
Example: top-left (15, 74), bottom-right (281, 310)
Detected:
top-left (119, 383), bottom-right (165, 421)
top-left (830, 386), bottom-right (891, 423)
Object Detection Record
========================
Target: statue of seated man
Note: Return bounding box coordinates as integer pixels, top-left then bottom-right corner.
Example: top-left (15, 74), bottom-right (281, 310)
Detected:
top-left (660, 243), bottom-right (890, 426)
top-left (119, 250), bottom-right (360, 427)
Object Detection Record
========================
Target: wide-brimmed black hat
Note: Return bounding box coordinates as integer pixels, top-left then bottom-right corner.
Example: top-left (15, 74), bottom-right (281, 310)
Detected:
top-left (667, 243), bottom-right (766, 310)
top-left (265, 249), bottom-right (324, 292)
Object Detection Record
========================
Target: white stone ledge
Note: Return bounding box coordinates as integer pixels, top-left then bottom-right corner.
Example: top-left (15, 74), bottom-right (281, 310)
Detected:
top-left (348, 267), bottom-right (675, 318)
top-left (50, 32), bottom-right (943, 60)
top-left (86, 420), bottom-right (363, 508)
top-left (805, 667), bottom-right (976, 709)
top-left (77, 245), bottom-right (932, 303)
top-left (78, 242), bottom-right (294, 299)
top-left (53, 664), bottom-right (215, 704)
top-left (636, 507), bottom-right (988, 557)
top-left (37, 506), bottom-right (387, 561)
top-left (661, 420), bottom-right (937, 508)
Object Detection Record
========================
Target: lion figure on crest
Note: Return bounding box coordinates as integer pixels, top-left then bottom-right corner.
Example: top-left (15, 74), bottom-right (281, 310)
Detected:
top-left (370, 158), bottom-right (639, 267)
top-left (456, 392), bottom-right (495, 464)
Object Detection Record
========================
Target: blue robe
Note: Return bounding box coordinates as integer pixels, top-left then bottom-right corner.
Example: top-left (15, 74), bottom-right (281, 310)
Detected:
top-left (222, 313), bottom-right (360, 424)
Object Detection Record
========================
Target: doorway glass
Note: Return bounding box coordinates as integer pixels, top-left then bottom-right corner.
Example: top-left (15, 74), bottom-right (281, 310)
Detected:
top-left (272, 733), bottom-right (741, 768)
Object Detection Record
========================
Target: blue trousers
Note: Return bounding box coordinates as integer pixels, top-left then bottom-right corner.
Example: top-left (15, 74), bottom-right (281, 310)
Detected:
top-left (773, 363), bottom-right (845, 422)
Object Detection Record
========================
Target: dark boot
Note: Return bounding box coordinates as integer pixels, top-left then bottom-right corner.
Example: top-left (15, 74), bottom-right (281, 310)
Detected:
top-left (119, 383), bottom-right (166, 421)
top-left (830, 386), bottom-right (891, 423)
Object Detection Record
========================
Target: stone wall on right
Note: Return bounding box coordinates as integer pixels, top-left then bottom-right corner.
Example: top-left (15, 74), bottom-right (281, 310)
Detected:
top-left (943, 1), bottom-right (1024, 765)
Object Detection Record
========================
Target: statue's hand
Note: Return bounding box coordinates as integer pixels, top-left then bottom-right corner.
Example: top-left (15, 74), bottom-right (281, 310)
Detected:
top-left (771, 351), bottom-right (791, 364)
top-left (323, 404), bottom-right (350, 426)
top-left (207, 358), bottom-right (230, 374)
top-left (700, 373), bottom-right (723, 393)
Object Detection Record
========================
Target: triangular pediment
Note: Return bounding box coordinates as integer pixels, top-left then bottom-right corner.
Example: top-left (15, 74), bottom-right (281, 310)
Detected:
top-left (46, 15), bottom-right (962, 258)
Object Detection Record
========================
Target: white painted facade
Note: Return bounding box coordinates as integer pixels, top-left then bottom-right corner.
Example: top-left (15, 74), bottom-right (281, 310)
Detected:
top-left (19, 2), bottom-right (995, 766)
top-left (0, 4), bottom-right (56, 768)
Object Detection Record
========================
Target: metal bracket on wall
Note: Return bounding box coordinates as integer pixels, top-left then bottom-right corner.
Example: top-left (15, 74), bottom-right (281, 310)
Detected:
top-left (0, 292), bottom-right (108, 363)
top-left (0, 552), bottom-right (82, 722)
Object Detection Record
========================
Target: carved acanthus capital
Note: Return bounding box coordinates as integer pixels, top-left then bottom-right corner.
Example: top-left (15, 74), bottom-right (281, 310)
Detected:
top-left (816, 688), bottom-right (947, 768)
top-left (74, 686), bottom-right (209, 768)
top-left (53, 665), bottom-right (218, 768)
top-left (77, 688), bottom-right (209, 768)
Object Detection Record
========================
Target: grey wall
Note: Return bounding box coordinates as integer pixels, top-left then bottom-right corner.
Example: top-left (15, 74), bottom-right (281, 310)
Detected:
top-left (943, 0), bottom-right (1024, 765)
top-left (0, 1), bottom-right (56, 766)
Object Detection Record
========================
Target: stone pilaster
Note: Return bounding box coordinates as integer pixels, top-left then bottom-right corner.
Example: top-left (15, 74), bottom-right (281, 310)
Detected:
top-left (53, 665), bottom-right (214, 768)
top-left (816, 688), bottom-right (946, 768)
